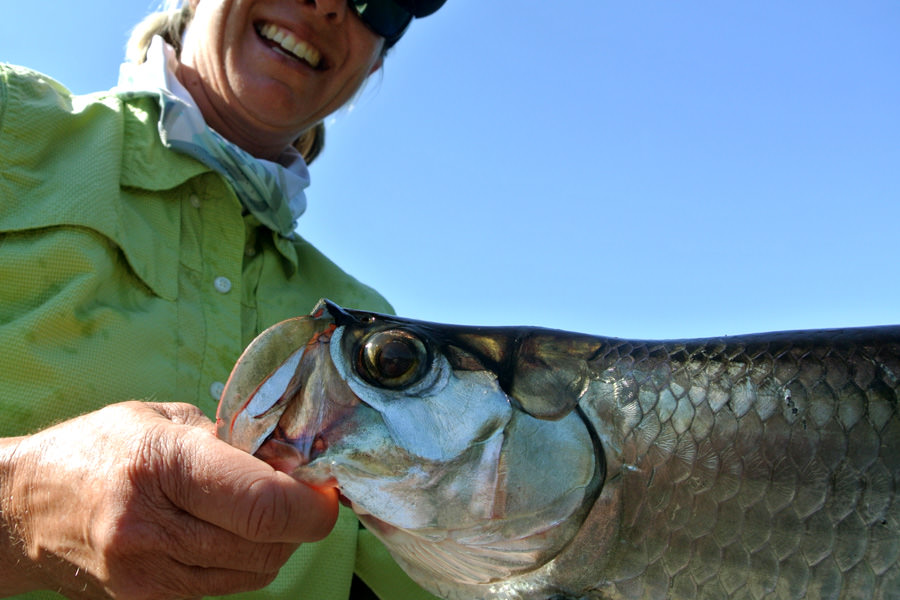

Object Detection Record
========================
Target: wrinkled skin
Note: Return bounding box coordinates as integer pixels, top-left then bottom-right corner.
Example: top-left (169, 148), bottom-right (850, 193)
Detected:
top-left (0, 401), bottom-right (337, 599)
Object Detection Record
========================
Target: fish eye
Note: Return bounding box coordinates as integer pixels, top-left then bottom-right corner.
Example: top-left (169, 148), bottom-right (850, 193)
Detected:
top-left (357, 329), bottom-right (430, 390)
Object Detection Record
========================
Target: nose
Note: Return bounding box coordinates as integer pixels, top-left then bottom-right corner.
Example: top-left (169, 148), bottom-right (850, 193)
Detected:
top-left (309, 0), bottom-right (349, 22)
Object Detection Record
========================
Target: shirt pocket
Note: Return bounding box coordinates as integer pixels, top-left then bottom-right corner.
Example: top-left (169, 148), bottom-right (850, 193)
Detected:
top-left (0, 223), bottom-right (179, 436)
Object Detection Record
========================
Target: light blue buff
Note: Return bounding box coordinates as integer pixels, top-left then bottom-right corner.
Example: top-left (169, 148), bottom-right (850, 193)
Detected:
top-left (116, 36), bottom-right (308, 239)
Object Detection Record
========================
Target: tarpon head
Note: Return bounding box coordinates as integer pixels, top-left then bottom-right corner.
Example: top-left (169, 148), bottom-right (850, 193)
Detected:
top-left (217, 300), bottom-right (603, 595)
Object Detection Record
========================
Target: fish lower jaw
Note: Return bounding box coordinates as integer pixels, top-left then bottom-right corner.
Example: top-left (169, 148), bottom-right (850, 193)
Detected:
top-left (290, 461), bottom-right (338, 488)
top-left (253, 438), bottom-right (300, 472)
top-left (343, 502), bottom-right (401, 536)
top-left (345, 497), bottom-right (370, 515)
top-left (255, 430), bottom-right (330, 469)
top-left (356, 512), bottom-right (401, 540)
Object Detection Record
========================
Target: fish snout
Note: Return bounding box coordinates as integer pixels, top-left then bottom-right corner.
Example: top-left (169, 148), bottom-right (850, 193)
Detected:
top-left (216, 315), bottom-right (337, 455)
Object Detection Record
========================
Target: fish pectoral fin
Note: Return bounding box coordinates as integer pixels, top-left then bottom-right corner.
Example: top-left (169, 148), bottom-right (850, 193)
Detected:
top-left (509, 354), bottom-right (591, 419)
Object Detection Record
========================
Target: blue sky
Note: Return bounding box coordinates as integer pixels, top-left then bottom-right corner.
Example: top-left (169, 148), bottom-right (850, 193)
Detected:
top-left (3, 2), bottom-right (898, 339)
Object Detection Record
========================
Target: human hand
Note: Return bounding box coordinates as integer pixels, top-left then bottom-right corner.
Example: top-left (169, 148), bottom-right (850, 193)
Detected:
top-left (0, 401), bottom-right (338, 599)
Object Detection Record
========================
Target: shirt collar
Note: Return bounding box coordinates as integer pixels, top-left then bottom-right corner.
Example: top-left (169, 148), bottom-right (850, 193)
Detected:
top-left (115, 36), bottom-right (310, 238)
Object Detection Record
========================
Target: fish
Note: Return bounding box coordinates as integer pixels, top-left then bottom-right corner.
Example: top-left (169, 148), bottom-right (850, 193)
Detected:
top-left (216, 299), bottom-right (900, 600)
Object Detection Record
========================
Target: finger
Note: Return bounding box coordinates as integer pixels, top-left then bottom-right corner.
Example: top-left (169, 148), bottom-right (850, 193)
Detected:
top-left (171, 565), bottom-right (277, 598)
top-left (160, 426), bottom-right (339, 543)
top-left (105, 556), bottom-right (280, 600)
top-left (158, 510), bottom-right (300, 573)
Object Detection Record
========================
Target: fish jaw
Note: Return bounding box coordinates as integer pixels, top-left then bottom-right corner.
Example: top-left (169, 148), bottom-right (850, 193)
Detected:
top-left (254, 331), bottom-right (364, 479)
top-left (216, 312), bottom-right (349, 463)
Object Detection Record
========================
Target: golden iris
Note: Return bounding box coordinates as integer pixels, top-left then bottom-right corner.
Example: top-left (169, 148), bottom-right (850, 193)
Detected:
top-left (358, 329), bottom-right (429, 389)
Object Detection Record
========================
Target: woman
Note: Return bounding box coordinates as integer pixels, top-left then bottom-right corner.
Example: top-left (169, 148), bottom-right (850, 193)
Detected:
top-left (0, 0), bottom-right (445, 598)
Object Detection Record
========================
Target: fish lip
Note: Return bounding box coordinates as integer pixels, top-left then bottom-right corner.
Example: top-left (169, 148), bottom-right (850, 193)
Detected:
top-left (254, 431), bottom-right (329, 473)
top-left (254, 437), bottom-right (306, 473)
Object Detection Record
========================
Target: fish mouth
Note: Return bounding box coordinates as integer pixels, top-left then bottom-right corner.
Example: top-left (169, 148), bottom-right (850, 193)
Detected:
top-left (254, 22), bottom-right (326, 70)
top-left (254, 432), bottom-right (327, 473)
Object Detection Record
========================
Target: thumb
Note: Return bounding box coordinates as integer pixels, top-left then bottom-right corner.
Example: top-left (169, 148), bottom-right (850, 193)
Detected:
top-left (148, 408), bottom-right (339, 542)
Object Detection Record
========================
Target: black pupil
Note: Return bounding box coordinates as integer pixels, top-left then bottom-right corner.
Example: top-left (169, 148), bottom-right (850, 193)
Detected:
top-left (376, 340), bottom-right (417, 379)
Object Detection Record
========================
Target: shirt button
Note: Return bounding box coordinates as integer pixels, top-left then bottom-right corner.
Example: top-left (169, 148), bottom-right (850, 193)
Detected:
top-left (245, 247), bottom-right (257, 257)
top-left (210, 381), bottom-right (226, 400)
top-left (189, 194), bottom-right (201, 208)
top-left (213, 276), bottom-right (232, 293)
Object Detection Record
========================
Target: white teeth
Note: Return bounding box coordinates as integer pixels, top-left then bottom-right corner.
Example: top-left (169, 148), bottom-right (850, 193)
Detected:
top-left (258, 23), bottom-right (322, 69)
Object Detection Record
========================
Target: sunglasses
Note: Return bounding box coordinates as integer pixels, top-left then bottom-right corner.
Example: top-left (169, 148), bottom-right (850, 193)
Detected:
top-left (348, 0), bottom-right (413, 46)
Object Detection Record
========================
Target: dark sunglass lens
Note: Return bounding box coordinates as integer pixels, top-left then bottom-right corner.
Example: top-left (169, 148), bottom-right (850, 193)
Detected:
top-left (349, 0), bottom-right (412, 40)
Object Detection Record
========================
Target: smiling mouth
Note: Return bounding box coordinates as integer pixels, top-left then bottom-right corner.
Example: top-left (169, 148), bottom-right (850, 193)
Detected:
top-left (256, 22), bottom-right (324, 70)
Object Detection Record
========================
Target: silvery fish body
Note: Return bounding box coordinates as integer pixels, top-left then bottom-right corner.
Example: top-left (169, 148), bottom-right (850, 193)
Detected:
top-left (217, 300), bottom-right (900, 600)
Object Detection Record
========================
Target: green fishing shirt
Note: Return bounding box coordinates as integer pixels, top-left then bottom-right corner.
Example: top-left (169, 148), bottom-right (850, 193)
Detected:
top-left (0, 64), bottom-right (437, 600)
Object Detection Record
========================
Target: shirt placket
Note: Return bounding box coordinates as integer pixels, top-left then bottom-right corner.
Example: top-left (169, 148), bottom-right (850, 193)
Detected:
top-left (179, 176), bottom-right (246, 417)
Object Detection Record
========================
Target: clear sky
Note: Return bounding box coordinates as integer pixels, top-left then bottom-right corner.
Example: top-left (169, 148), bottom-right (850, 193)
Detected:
top-left (3, 1), bottom-right (898, 339)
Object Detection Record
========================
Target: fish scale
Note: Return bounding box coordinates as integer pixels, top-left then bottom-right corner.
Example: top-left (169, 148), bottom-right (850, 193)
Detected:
top-left (217, 302), bottom-right (900, 599)
top-left (578, 330), bottom-right (900, 599)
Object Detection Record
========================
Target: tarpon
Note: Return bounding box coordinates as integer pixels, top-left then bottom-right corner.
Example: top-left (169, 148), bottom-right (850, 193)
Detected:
top-left (217, 300), bottom-right (900, 599)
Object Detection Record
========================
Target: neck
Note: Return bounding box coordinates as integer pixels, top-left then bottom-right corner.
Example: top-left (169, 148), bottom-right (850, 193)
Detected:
top-left (174, 63), bottom-right (294, 161)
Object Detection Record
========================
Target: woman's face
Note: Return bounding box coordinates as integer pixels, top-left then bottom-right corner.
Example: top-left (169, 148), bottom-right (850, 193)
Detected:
top-left (179, 0), bottom-right (384, 158)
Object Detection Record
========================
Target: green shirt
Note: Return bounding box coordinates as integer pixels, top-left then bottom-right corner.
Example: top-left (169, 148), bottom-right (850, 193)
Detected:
top-left (0, 64), bottom-right (437, 600)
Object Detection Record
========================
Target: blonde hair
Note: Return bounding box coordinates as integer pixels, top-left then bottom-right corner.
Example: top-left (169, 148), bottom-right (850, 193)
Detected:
top-left (126, 3), bottom-right (325, 164)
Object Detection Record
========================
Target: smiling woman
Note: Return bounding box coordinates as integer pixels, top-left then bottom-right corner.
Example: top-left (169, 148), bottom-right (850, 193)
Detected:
top-left (0, 0), bottom-right (447, 599)
top-left (177, 0), bottom-right (386, 159)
